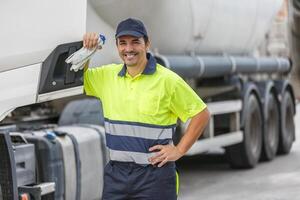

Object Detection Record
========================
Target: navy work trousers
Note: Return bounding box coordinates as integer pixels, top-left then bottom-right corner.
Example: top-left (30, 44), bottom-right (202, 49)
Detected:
top-left (102, 160), bottom-right (177, 200)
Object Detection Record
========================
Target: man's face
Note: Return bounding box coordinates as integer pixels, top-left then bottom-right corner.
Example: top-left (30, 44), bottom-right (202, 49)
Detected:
top-left (117, 35), bottom-right (149, 68)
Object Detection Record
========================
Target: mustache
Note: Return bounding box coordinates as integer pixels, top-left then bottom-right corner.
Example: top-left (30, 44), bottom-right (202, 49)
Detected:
top-left (123, 51), bottom-right (138, 54)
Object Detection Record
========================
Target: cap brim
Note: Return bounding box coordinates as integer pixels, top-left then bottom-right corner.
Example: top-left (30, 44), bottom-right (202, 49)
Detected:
top-left (115, 30), bottom-right (144, 38)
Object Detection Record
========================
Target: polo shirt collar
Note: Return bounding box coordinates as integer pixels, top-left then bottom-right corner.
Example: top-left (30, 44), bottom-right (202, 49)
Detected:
top-left (118, 53), bottom-right (157, 77)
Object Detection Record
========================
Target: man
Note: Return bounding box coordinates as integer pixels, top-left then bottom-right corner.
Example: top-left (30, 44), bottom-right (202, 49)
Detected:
top-left (83, 18), bottom-right (210, 200)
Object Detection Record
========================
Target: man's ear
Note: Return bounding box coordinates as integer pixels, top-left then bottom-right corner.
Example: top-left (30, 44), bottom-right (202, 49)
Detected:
top-left (146, 39), bottom-right (151, 51)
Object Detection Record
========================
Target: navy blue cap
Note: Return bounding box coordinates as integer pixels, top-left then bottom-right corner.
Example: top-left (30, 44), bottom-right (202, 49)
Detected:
top-left (115, 18), bottom-right (148, 39)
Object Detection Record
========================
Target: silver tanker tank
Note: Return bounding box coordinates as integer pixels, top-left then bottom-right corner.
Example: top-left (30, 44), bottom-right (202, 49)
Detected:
top-left (90, 0), bottom-right (284, 55)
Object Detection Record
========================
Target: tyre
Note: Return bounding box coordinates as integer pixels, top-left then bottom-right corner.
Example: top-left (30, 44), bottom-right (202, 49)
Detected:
top-left (278, 91), bottom-right (295, 154)
top-left (226, 93), bottom-right (263, 168)
top-left (261, 90), bottom-right (280, 161)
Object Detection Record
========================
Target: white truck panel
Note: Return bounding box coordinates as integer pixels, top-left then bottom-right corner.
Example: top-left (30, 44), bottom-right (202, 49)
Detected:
top-left (0, 64), bottom-right (41, 121)
top-left (0, 0), bottom-right (87, 70)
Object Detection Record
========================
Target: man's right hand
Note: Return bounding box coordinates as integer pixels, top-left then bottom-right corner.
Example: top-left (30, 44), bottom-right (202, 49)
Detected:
top-left (83, 32), bottom-right (99, 49)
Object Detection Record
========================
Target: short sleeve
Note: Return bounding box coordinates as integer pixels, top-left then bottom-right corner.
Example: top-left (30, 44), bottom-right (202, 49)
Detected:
top-left (83, 67), bottom-right (104, 99)
top-left (169, 76), bottom-right (207, 122)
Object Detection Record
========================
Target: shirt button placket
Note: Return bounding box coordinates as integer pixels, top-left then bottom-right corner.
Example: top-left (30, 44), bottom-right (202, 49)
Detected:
top-left (128, 79), bottom-right (135, 100)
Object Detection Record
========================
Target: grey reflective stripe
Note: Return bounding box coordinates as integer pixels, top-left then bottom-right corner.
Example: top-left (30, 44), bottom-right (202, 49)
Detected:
top-left (108, 149), bottom-right (156, 165)
top-left (104, 121), bottom-right (173, 140)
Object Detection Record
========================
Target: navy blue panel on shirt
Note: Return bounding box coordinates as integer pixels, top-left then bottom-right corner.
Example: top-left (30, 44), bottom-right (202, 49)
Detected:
top-left (105, 133), bottom-right (171, 153)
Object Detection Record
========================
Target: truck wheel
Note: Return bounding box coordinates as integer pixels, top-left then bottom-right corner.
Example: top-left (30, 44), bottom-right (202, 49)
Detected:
top-left (226, 93), bottom-right (263, 168)
top-left (261, 90), bottom-right (280, 161)
top-left (278, 91), bottom-right (295, 154)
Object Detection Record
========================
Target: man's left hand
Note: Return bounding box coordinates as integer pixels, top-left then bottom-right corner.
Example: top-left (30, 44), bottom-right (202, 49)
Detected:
top-left (148, 144), bottom-right (184, 167)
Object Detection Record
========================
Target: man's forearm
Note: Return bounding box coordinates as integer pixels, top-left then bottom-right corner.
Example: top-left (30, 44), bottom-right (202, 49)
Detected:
top-left (176, 108), bottom-right (210, 154)
top-left (148, 108), bottom-right (210, 166)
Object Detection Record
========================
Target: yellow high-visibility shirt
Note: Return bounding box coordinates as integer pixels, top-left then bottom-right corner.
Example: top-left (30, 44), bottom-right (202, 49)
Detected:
top-left (84, 53), bottom-right (206, 164)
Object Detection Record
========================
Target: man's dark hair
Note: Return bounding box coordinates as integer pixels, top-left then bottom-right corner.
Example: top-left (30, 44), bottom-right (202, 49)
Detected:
top-left (143, 36), bottom-right (149, 44)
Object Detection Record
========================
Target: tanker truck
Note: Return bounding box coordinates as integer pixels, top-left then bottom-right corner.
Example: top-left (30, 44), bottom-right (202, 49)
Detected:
top-left (0, 0), bottom-right (299, 199)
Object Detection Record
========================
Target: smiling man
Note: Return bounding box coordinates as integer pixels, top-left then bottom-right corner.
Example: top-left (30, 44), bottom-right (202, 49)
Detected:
top-left (83, 18), bottom-right (210, 200)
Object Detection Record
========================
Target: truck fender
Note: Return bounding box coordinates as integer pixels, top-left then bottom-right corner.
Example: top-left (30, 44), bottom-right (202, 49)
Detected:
top-left (240, 82), bottom-right (264, 129)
